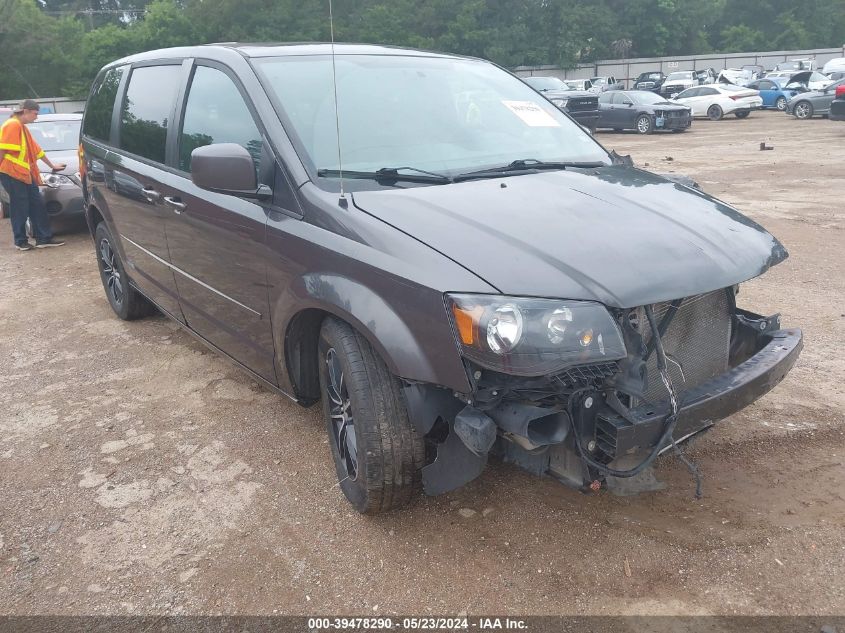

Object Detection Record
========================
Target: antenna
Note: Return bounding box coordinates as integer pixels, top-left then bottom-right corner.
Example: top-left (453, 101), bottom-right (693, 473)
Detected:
top-left (328, 0), bottom-right (347, 208)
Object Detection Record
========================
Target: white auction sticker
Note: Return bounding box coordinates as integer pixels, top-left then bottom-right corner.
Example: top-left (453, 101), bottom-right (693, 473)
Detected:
top-left (502, 100), bottom-right (561, 127)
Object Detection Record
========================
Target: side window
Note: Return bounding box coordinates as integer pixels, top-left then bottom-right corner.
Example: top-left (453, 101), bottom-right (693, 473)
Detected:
top-left (678, 88), bottom-right (698, 98)
top-left (179, 66), bottom-right (263, 173)
top-left (83, 66), bottom-right (126, 143)
top-left (700, 87), bottom-right (718, 96)
top-left (119, 65), bottom-right (181, 164)
top-left (598, 92), bottom-right (613, 104)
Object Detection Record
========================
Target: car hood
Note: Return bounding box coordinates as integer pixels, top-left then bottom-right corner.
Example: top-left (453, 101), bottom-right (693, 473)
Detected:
top-left (648, 102), bottom-right (690, 111)
top-left (351, 166), bottom-right (787, 308)
top-left (44, 149), bottom-right (80, 177)
top-left (538, 89), bottom-right (596, 100)
top-left (789, 89), bottom-right (827, 101)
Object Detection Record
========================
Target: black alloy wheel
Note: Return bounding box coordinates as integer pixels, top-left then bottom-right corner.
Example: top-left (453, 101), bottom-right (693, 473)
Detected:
top-left (99, 235), bottom-right (124, 310)
top-left (707, 104), bottom-right (723, 121)
top-left (325, 347), bottom-right (358, 480)
top-left (318, 317), bottom-right (425, 514)
top-left (94, 222), bottom-right (156, 320)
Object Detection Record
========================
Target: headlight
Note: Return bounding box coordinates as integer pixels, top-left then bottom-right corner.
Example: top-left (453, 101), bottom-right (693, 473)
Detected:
top-left (550, 98), bottom-right (569, 108)
top-left (446, 294), bottom-right (626, 376)
top-left (41, 173), bottom-right (73, 188)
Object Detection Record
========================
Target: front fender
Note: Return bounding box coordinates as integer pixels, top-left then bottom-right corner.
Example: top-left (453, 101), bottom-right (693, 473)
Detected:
top-left (274, 272), bottom-right (472, 394)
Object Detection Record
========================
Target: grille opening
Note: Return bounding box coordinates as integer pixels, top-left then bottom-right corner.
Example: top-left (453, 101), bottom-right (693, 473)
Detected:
top-left (638, 289), bottom-right (732, 404)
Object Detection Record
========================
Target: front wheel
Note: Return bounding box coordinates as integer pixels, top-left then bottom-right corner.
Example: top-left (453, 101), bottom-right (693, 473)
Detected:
top-left (94, 222), bottom-right (156, 320)
top-left (793, 101), bottom-right (813, 119)
top-left (318, 317), bottom-right (425, 514)
top-left (776, 96), bottom-right (788, 111)
top-left (707, 104), bottom-right (723, 121)
top-left (735, 110), bottom-right (750, 119)
top-left (636, 114), bottom-right (653, 134)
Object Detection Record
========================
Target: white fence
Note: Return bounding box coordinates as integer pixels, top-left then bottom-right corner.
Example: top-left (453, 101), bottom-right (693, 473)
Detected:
top-left (0, 97), bottom-right (86, 114)
top-left (514, 46), bottom-right (845, 86)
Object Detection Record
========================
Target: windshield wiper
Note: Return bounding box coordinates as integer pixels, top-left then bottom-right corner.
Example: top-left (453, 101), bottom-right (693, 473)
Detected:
top-left (316, 166), bottom-right (452, 184)
top-left (453, 159), bottom-right (606, 182)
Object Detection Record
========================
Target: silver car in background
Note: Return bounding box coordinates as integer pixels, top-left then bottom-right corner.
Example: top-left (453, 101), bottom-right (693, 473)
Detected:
top-left (0, 113), bottom-right (83, 224)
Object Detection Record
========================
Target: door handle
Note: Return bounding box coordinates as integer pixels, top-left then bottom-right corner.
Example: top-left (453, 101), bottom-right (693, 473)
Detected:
top-left (163, 196), bottom-right (187, 214)
top-left (141, 187), bottom-right (161, 202)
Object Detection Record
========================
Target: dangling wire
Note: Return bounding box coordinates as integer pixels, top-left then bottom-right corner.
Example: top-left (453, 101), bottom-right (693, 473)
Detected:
top-left (647, 305), bottom-right (703, 499)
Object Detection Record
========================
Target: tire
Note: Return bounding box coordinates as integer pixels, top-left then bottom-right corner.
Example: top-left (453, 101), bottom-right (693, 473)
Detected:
top-left (318, 317), bottom-right (425, 514)
top-left (793, 101), bottom-right (813, 119)
top-left (775, 96), bottom-right (787, 111)
top-left (635, 114), bottom-right (653, 134)
top-left (707, 104), bottom-right (723, 121)
top-left (94, 222), bottom-right (156, 320)
top-left (734, 110), bottom-right (750, 119)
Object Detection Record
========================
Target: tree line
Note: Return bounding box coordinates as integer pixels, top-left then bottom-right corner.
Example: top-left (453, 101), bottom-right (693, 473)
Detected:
top-left (1, 0), bottom-right (843, 100)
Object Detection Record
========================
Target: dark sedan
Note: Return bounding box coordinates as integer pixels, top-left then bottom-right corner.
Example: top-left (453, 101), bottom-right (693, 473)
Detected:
top-left (597, 90), bottom-right (692, 133)
top-left (523, 75), bottom-right (600, 131)
top-left (830, 95), bottom-right (845, 121)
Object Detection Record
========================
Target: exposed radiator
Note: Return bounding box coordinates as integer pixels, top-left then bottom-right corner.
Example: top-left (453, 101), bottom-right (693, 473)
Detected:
top-left (639, 289), bottom-right (732, 404)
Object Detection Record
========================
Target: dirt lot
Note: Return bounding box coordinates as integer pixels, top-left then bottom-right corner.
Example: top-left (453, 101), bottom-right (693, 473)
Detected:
top-left (1, 112), bottom-right (843, 618)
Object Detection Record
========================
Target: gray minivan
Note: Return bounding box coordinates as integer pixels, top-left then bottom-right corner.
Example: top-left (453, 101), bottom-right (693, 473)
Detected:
top-left (81, 44), bottom-right (802, 513)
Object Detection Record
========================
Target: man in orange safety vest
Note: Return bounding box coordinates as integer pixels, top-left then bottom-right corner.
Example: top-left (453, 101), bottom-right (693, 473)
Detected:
top-left (0, 99), bottom-right (67, 250)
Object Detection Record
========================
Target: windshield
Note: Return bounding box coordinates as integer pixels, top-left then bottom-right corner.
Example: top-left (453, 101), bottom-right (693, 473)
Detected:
top-left (29, 119), bottom-right (80, 151)
top-left (667, 72), bottom-right (694, 81)
top-left (253, 55), bottom-right (608, 184)
top-left (524, 76), bottom-right (570, 92)
top-left (629, 91), bottom-right (672, 105)
top-left (638, 73), bottom-right (661, 80)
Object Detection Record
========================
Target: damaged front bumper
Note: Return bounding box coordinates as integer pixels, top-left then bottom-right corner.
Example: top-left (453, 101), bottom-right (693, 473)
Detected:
top-left (595, 327), bottom-right (802, 460)
top-left (404, 308), bottom-right (803, 497)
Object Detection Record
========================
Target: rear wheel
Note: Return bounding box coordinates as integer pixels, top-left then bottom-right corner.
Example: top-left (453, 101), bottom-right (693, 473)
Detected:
top-left (318, 317), bottom-right (425, 514)
top-left (94, 222), bottom-right (156, 320)
top-left (636, 114), bottom-right (653, 134)
top-left (735, 110), bottom-right (750, 119)
top-left (793, 101), bottom-right (813, 119)
top-left (775, 96), bottom-right (788, 111)
top-left (707, 104), bottom-right (723, 121)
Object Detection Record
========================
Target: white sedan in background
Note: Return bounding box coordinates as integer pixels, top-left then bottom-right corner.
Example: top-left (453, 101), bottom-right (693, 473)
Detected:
top-left (672, 84), bottom-right (763, 120)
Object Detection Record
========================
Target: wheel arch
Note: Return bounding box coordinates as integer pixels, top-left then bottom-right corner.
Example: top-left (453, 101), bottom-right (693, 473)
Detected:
top-left (277, 274), bottom-right (469, 403)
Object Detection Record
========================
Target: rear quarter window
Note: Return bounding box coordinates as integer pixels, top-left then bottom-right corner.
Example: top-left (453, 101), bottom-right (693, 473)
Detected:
top-left (83, 65), bottom-right (126, 143)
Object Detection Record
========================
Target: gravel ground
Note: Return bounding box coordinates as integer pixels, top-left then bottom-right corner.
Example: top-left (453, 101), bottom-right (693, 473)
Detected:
top-left (0, 111), bottom-right (843, 617)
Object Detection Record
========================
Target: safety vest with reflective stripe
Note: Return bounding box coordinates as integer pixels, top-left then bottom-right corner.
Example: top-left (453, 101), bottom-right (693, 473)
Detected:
top-left (0, 117), bottom-right (44, 186)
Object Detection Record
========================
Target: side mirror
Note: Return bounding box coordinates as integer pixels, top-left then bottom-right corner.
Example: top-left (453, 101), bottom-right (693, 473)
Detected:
top-left (191, 143), bottom-right (271, 200)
